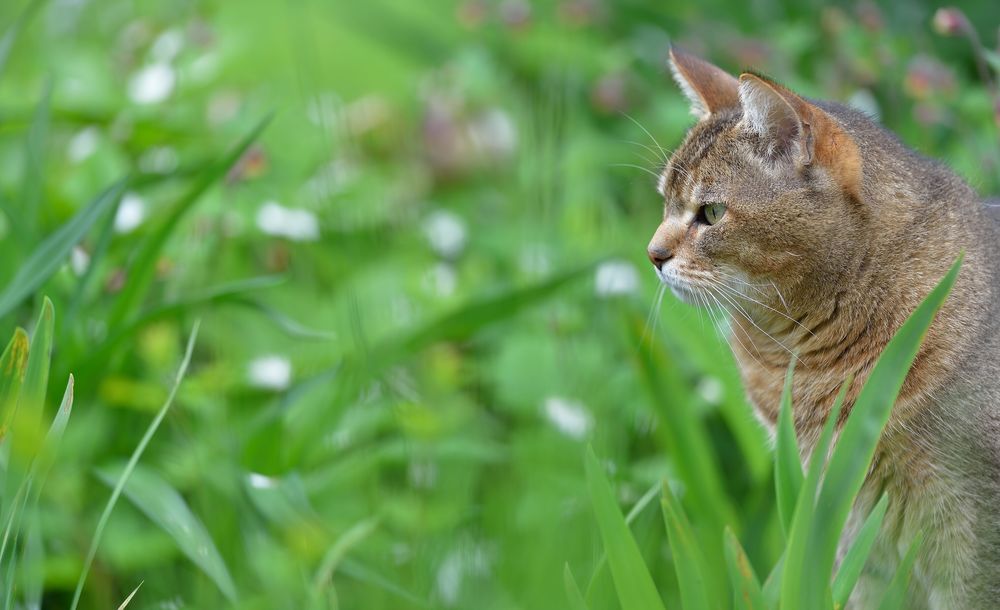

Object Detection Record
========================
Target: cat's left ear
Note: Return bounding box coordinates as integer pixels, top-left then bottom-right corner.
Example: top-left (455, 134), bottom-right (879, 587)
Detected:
top-left (739, 73), bottom-right (862, 200)
top-left (669, 46), bottom-right (741, 119)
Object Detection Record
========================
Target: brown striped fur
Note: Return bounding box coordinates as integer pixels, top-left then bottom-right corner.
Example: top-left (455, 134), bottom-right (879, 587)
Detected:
top-left (648, 46), bottom-right (1000, 609)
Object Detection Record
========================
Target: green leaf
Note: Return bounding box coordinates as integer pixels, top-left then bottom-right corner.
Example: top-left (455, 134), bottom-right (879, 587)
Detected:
top-left (0, 181), bottom-right (126, 320)
top-left (584, 447), bottom-right (666, 610)
top-left (564, 564), bottom-right (591, 610)
top-left (0, 0), bottom-right (44, 80)
top-left (97, 463), bottom-right (237, 602)
top-left (661, 480), bottom-right (715, 610)
top-left (780, 378), bottom-right (849, 610)
top-left (833, 493), bottom-right (889, 607)
top-left (802, 255), bottom-right (961, 605)
top-left (876, 534), bottom-right (923, 610)
top-left (312, 517), bottom-right (379, 593)
top-left (70, 321), bottom-right (201, 610)
top-left (116, 582), bottom-right (143, 610)
top-left (724, 527), bottom-right (766, 610)
top-left (775, 358), bottom-right (803, 537)
top-left (0, 328), bottom-right (29, 437)
top-left (106, 115), bottom-right (273, 329)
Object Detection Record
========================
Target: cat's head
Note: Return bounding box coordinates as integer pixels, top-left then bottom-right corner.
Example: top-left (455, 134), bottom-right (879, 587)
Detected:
top-left (648, 47), bottom-right (867, 310)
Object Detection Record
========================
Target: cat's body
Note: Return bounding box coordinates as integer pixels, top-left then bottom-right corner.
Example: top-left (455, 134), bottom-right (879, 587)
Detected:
top-left (649, 48), bottom-right (1000, 608)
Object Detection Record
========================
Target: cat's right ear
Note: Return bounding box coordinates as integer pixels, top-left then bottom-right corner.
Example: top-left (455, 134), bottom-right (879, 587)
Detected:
top-left (668, 46), bottom-right (740, 120)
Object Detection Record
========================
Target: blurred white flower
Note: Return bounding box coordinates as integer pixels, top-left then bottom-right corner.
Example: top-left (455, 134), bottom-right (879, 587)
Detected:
top-left (67, 127), bottom-right (99, 163)
top-left (256, 201), bottom-right (320, 242)
top-left (544, 396), bottom-right (592, 439)
top-left (696, 376), bottom-right (724, 405)
top-left (70, 246), bottom-right (90, 276)
top-left (114, 193), bottom-right (146, 233)
top-left (247, 355), bottom-right (292, 390)
top-left (423, 263), bottom-right (458, 297)
top-left (848, 89), bottom-right (880, 122)
top-left (247, 472), bottom-right (278, 489)
top-left (151, 29), bottom-right (184, 62)
top-left (468, 108), bottom-right (517, 159)
top-left (139, 146), bottom-right (178, 174)
top-left (128, 63), bottom-right (176, 104)
top-left (435, 542), bottom-right (491, 607)
top-left (423, 210), bottom-right (467, 258)
top-left (595, 260), bottom-right (639, 297)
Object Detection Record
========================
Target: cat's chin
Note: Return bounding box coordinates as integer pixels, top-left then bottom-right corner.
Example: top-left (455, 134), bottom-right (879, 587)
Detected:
top-left (668, 283), bottom-right (702, 306)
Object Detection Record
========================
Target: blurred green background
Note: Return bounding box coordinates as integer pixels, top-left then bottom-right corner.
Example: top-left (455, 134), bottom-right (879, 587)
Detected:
top-left (0, 0), bottom-right (997, 607)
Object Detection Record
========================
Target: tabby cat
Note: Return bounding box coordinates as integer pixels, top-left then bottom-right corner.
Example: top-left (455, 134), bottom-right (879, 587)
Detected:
top-left (647, 46), bottom-right (1000, 609)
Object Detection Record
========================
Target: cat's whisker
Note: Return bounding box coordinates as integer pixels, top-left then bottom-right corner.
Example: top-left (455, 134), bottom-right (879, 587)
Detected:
top-left (710, 278), bottom-right (815, 338)
top-left (624, 140), bottom-right (670, 168)
top-left (769, 279), bottom-right (792, 315)
top-left (609, 163), bottom-right (663, 182)
top-left (643, 282), bottom-right (668, 344)
top-left (621, 112), bottom-right (669, 163)
top-left (707, 283), bottom-right (799, 363)
top-left (703, 288), bottom-right (766, 369)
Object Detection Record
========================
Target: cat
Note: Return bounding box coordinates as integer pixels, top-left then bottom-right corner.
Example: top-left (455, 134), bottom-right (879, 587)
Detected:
top-left (647, 46), bottom-right (1000, 609)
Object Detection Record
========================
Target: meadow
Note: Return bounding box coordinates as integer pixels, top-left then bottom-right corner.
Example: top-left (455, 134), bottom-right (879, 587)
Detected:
top-left (0, 0), bottom-right (998, 608)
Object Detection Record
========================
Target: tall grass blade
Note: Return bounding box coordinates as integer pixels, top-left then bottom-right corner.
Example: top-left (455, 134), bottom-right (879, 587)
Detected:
top-left (0, 0), bottom-right (45, 79)
top-left (70, 320), bottom-right (200, 610)
top-left (18, 80), bottom-right (50, 239)
top-left (832, 493), bottom-right (889, 607)
top-left (117, 582), bottom-right (142, 610)
top-left (775, 358), bottom-right (802, 537)
top-left (107, 115), bottom-right (273, 329)
top-left (780, 378), bottom-right (849, 610)
top-left (0, 182), bottom-right (126, 320)
top-left (875, 534), bottom-right (923, 610)
top-left (584, 447), bottom-right (666, 610)
top-left (96, 462), bottom-right (237, 601)
top-left (723, 527), bottom-right (766, 610)
top-left (564, 564), bottom-right (591, 610)
top-left (312, 517), bottom-right (379, 594)
top-left (802, 256), bottom-right (961, 605)
top-left (0, 328), bottom-right (29, 437)
top-left (661, 481), bottom-right (716, 610)
top-left (583, 480), bottom-right (659, 600)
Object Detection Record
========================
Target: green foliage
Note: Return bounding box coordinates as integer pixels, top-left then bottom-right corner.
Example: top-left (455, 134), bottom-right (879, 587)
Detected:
top-left (0, 0), bottom-right (994, 607)
top-left (585, 256), bottom-right (961, 610)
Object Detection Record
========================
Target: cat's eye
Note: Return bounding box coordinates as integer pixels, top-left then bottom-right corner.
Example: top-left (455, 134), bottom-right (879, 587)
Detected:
top-left (700, 202), bottom-right (726, 225)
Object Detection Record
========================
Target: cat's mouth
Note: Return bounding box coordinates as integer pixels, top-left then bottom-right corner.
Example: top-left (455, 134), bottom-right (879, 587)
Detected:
top-left (654, 264), bottom-right (705, 306)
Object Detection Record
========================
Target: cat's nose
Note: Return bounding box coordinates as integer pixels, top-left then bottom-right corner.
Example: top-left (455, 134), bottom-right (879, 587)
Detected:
top-left (647, 245), bottom-right (672, 268)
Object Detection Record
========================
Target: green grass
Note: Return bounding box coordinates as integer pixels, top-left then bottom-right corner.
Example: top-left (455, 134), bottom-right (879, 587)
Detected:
top-left (0, 0), bottom-right (996, 607)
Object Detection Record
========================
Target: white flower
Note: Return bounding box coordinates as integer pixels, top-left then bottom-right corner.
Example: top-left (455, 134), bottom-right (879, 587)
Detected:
top-left (595, 260), bottom-right (639, 297)
top-left (68, 127), bottom-right (99, 163)
top-left (114, 193), bottom-right (146, 233)
top-left (128, 63), bottom-right (176, 104)
top-left (70, 246), bottom-right (90, 276)
top-left (247, 472), bottom-right (278, 489)
top-left (423, 263), bottom-right (457, 297)
top-left (696, 376), bottom-right (724, 405)
top-left (544, 396), bottom-right (592, 439)
top-left (468, 108), bottom-right (517, 159)
top-left (256, 201), bottom-right (320, 242)
top-left (151, 29), bottom-right (184, 62)
top-left (138, 146), bottom-right (178, 174)
top-left (423, 210), bottom-right (467, 258)
top-left (247, 355), bottom-right (292, 390)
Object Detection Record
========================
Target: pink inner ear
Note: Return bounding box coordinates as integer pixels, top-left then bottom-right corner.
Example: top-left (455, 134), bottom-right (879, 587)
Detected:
top-left (669, 47), bottom-right (740, 117)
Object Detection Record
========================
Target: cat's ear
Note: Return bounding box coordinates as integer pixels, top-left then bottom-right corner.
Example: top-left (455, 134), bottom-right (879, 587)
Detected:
top-left (738, 73), bottom-right (862, 199)
top-left (668, 46), bottom-right (740, 119)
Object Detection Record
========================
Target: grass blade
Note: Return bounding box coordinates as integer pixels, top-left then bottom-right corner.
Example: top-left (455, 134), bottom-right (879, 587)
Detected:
top-left (0, 328), bottom-right (29, 438)
top-left (107, 115), bottom-right (273, 328)
top-left (0, 0), bottom-right (45, 79)
top-left (584, 447), bottom-right (666, 610)
top-left (70, 320), bottom-right (200, 610)
top-left (312, 517), bottom-right (379, 594)
top-left (832, 493), bottom-right (889, 607)
top-left (117, 582), bottom-right (143, 610)
top-left (661, 480), bottom-right (716, 610)
top-left (775, 358), bottom-right (802, 537)
top-left (802, 255), bottom-right (961, 605)
top-left (724, 527), bottom-right (766, 610)
top-left (564, 564), bottom-right (591, 610)
top-left (875, 534), bottom-right (923, 610)
top-left (96, 463), bottom-right (237, 601)
top-left (0, 182), bottom-right (126, 320)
